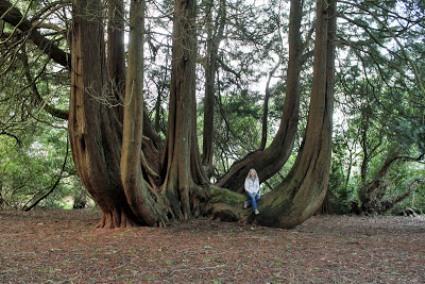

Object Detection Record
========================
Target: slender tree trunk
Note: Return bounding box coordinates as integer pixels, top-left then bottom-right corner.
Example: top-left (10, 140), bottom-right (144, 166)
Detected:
top-left (202, 0), bottom-right (226, 177)
top-left (217, 0), bottom-right (303, 192)
top-left (360, 113), bottom-right (369, 185)
top-left (107, 0), bottom-right (126, 121)
top-left (120, 0), bottom-right (168, 226)
top-left (24, 137), bottom-right (69, 211)
top-left (260, 58), bottom-right (281, 150)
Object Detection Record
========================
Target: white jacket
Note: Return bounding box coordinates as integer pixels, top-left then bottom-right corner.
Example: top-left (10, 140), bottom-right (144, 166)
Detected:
top-left (244, 177), bottom-right (260, 195)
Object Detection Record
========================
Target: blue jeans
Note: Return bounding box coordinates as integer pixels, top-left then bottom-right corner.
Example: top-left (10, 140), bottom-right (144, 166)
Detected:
top-left (245, 191), bottom-right (260, 211)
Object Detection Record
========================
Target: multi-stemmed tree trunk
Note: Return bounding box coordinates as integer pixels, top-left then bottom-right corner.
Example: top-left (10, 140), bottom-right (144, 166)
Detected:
top-left (69, 0), bottom-right (135, 228)
top-left (69, 0), bottom-right (208, 228)
top-left (3, 0), bottom-right (336, 229)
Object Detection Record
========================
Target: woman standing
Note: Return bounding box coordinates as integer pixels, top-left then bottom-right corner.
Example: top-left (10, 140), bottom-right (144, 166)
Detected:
top-left (243, 168), bottom-right (261, 215)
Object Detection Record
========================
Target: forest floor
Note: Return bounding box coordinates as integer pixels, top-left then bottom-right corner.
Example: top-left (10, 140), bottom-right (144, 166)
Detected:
top-left (0, 210), bottom-right (424, 284)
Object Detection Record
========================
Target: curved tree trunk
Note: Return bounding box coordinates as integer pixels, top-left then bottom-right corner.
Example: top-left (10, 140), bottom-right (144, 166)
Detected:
top-left (256, 0), bottom-right (336, 228)
top-left (217, 0), bottom-right (303, 192)
top-left (120, 0), bottom-right (168, 226)
top-left (357, 154), bottom-right (424, 214)
top-left (379, 178), bottom-right (425, 214)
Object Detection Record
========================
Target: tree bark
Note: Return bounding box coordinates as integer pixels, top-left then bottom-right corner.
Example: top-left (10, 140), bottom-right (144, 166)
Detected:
top-left (120, 0), bottom-right (168, 226)
top-left (162, 0), bottom-right (208, 220)
top-left (256, 0), bottom-right (336, 228)
top-left (202, 0), bottom-right (226, 177)
top-left (107, 0), bottom-right (126, 121)
top-left (69, 0), bottom-right (138, 228)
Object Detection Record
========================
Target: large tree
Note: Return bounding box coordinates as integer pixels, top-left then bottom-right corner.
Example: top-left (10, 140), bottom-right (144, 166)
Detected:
top-left (1, 0), bottom-right (336, 228)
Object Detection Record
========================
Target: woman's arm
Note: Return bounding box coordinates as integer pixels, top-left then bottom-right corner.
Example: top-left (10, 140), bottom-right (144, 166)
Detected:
top-left (255, 179), bottom-right (260, 195)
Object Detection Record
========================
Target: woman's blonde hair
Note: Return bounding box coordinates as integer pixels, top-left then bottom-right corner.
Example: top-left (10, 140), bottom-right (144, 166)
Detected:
top-left (246, 168), bottom-right (258, 179)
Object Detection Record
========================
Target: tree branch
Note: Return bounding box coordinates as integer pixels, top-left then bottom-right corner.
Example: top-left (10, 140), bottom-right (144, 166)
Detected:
top-left (0, 0), bottom-right (70, 68)
top-left (363, 153), bottom-right (425, 197)
top-left (381, 178), bottom-right (425, 213)
top-left (0, 130), bottom-right (22, 147)
top-left (20, 51), bottom-right (69, 120)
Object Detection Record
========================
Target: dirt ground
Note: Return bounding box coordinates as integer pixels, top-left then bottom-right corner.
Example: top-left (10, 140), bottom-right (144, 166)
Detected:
top-left (0, 209), bottom-right (424, 284)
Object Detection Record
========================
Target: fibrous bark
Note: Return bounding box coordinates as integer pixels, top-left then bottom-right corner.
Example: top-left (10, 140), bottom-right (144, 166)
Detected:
top-left (161, 0), bottom-right (208, 220)
top-left (255, 0), bottom-right (336, 228)
top-left (120, 0), bottom-right (168, 226)
top-left (69, 0), bottom-right (138, 228)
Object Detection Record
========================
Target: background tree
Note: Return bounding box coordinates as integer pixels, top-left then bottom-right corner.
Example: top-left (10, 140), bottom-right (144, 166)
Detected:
top-left (0, 0), bottom-right (76, 209)
top-left (324, 0), bottom-right (425, 215)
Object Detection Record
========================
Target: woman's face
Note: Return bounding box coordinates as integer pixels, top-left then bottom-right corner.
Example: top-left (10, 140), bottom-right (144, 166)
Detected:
top-left (249, 169), bottom-right (256, 177)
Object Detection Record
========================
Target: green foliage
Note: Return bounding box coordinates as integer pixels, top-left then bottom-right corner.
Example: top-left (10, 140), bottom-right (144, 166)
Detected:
top-left (327, 0), bottom-right (425, 214)
top-left (384, 162), bottom-right (425, 214)
top-left (328, 157), bottom-right (358, 215)
top-left (0, 0), bottom-right (76, 209)
top-left (0, 121), bottom-right (85, 209)
top-left (208, 90), bottom-right (263, 173)
top-left (330, 76), bottom-right (425, 213)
